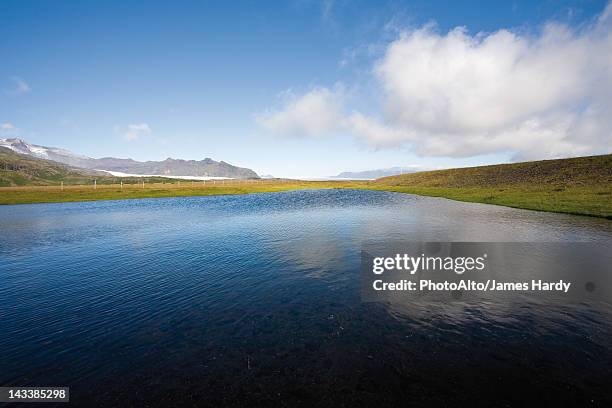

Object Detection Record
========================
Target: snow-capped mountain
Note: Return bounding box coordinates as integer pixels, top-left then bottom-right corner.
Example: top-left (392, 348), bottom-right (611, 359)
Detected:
top-left (0, 138), bottom-right (89, 165)
top-left (0, 138), bottom-right (259, 178)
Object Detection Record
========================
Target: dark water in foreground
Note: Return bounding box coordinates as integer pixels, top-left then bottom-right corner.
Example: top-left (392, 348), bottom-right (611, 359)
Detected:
top-left (1, 190), bottom-right (611, 407)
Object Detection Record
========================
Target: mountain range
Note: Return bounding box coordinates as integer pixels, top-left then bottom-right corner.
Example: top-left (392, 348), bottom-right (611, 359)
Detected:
top-left (0, 138), bottom-right (259, 179)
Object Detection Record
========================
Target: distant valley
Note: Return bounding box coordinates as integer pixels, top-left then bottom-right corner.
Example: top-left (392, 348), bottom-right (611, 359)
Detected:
top-left (331, 167), bottom-right (422, 180)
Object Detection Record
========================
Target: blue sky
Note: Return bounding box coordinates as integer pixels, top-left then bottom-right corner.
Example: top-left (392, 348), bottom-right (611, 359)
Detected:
top-left (1, 0), bottom-right (610, 177)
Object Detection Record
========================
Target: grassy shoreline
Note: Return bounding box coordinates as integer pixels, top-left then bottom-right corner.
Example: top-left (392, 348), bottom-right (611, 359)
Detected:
top-left (1, 181), bottom-right (610, 219)
top-left (0, 181), bottom-right (361, 205)
top-left (1, 154), bottom-right (610, 219)
top-left (363, 154), bottom-right (611, 219)
top-left (358, 185), bottom-right (611, 219)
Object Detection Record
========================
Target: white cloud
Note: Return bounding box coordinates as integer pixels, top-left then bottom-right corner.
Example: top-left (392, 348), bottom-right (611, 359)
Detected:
top-left (7, 76), bottom-right (31, 95)
top-left (368, 15), bottom-right (612, 159)
top-left (258, 2), bottom-right (612, 160)
top-left (345, 113), bottom-right (410, 146)
top-left (124, 123), bottom-right (151, 141)
top-left (255, 87), bottom-right (344, 137)
top-left (0, 122), bottom-right (17, 137)
top-left (376, 25), bottom-right (584, 134)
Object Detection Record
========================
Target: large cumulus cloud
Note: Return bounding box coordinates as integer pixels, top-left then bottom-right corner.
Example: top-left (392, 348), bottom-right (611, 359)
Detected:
top-left (258, 3), bottom-right (612, 160)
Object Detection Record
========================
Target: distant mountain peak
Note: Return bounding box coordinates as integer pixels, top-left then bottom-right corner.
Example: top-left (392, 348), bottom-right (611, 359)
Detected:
top-left (2, 137), bottom-right (23, 143)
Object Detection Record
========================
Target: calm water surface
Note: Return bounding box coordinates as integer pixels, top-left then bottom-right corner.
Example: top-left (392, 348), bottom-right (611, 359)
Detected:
top-left (1, 190), bottom-right (611, 406)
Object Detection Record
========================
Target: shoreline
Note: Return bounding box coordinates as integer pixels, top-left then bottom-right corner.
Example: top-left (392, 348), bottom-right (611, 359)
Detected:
top-left (1, 182), bottom-right (610, 219)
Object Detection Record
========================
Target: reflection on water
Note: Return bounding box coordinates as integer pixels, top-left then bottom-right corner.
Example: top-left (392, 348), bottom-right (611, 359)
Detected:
top-left (0, 190), bottom-right (611, 406)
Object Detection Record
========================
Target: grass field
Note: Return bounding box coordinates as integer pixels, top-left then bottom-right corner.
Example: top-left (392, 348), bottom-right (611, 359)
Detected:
top-left (359, 154), bottom-right (612, 219)
top-left (0, 154), bottom-right (610, 219)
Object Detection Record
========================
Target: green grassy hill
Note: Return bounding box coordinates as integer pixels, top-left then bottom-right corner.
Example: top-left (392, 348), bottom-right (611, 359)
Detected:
top-left (0, 146), bottom-right (105, 186)
top-left (368, 154), bottom-right (612, 218)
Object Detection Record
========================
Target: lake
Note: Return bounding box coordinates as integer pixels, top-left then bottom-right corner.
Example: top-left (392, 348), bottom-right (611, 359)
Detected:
top-left (1, 189), bottom-right (611, 406)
